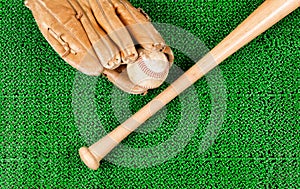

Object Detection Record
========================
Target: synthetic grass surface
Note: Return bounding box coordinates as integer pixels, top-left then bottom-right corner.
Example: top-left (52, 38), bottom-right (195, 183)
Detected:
top-left (1, 0), bottom-right (299, 188)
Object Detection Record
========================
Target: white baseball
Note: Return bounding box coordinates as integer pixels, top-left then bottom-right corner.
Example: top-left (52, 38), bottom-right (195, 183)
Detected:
top-left (127, 49), bottom-right (170, 89)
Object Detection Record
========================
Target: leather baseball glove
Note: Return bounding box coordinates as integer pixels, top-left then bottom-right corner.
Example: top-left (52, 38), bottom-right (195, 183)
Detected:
top-left (25, 0), bottom-right (174, 94)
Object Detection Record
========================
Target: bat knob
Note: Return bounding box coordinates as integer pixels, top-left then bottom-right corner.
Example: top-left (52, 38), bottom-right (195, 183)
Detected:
top-left (79, 147), bottom-right (100, 170)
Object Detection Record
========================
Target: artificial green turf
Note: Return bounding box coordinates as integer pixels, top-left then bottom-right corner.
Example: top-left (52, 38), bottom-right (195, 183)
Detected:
top-left (1, 0), bottom-right (299, 188)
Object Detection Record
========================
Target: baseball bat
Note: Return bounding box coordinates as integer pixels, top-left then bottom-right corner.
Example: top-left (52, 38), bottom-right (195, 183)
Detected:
top-left (79, 0), bottom-right (300, 170)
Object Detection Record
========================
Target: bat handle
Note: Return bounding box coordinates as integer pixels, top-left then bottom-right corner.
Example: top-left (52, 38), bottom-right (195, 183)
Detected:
top-left (79, 125), bottom-right (133, 170)
top-left (79, 87), bottom-right (177, 170)
top-left (79, 0), bottom-right (300, 170)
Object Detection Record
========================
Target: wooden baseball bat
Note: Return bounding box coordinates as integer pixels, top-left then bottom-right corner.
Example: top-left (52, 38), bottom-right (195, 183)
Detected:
top-left (79, 0), bottom-right (300, 170)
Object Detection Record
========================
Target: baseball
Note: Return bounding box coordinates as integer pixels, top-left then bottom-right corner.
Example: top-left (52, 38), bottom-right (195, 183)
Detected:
top-left (127, 49), bottom-right (170, 89)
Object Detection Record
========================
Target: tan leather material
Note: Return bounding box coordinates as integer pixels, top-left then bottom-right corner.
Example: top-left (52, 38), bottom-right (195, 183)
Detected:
top-left (70, 0), bottom-right (121, 69)
top-left (113, 0), bottom-right (166, 51)
top-left (25, 0), bottom-right (103, 76)
top-left (26, 0), bottom-right (174, 94)
top-left (88, 0), bottom-right (138, 64)
top-left (103, 68), bottom-right (148, 95)
top-left (162, 46), bottom-right (174, 66)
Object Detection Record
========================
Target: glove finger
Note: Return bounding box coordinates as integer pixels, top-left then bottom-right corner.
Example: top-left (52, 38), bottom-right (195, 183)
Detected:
top-left (70, 0), bottom-right (121, 70)
top-left (111, 0), bottom-right (166, 52)
top-left (25, 0), bottom-right (103, 76)
top-left (88, 0), bottom-right (138, 64)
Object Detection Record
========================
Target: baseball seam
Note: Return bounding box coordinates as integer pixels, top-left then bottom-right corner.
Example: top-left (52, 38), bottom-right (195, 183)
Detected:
top-left (137, 57), bottom-right (168, 79)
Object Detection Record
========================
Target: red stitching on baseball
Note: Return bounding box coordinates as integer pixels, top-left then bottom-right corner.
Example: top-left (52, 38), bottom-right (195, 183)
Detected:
top-left (137, 57), bottom-right (168, 79)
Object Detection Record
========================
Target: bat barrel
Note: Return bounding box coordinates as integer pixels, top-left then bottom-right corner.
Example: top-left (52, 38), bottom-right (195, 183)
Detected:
top-left (210, 0), bottom-right (300, 64)
top-left (79, 0), bottom-right (300, 170)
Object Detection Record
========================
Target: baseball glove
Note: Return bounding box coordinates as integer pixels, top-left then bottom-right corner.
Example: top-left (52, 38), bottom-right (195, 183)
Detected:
top-left (25, 0), bottom-right (174, 94)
